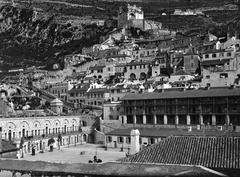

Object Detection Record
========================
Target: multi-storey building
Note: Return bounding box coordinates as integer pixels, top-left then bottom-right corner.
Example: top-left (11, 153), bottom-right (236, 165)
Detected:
top-left (49, 81), bottom-right (74, 101)
top-left (120, 87), bottom-right (240, 127)
top-left (0, 98), bottom-right (99, 157)
top-left (68, 83), bottom-right (90, 107)
top-left (201, 49), bottom-right (240, 87)
top-left (86, 88), bottom-right (110, 107)
top-left (183, 52), bottom-right (200, 74)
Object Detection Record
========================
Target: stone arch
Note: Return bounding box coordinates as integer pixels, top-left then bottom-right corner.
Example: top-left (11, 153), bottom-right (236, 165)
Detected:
top-left (140, 72), bottom-right (147, 80)
top-left (7, 122), bottom-right (17, 131)
top-left (45, 120), bottom-right (52, 127)
top-left (53, 119), bottom-right (61, 134)
top-left (33, 120), bottom-right (41, 129)
top-left (71, 119), bottom-right (78, 132)
top-left (32, 120), bottom-right (41, 136)
top-left (6, 122), bottom-right (17, 140)
top-left (45, 120), bottom-right (52, 135)
top-left (62, 119), bottom-right (70, 133)
top-left (63, 119), bottom-right (69, 126)
top-left (130, 73), bottom-right (136, 80)
top-left (53, 119), bottom-right (61, 127)
top-left (20, 121), bottom-right (30, 129)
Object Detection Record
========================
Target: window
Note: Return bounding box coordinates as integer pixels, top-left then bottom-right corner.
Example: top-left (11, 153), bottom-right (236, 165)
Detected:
top-left (109, 115), bottom-right (114, 120)
top-left (118, 136), bottom-right (124, 143)
top-left (134, 65), bottom-right (137, 69)
top-left (220, 73), bottom-right (228, 78)
top-left (108, 67), bottom-right (111, 71)
top-left (206, 75), bottom-right (210, 79)
top-left (227, 52), bottom-right (231, 57)
top-left (107, 136), bottom-right (112, 143)
top-left (205, 54), bottom-right (209, 58)
top-left (126, 137), bottom-right (131, 144)
top-left (212, 53), bottom-right (217, 58)
top-left (149, 138), bottom-right (155, 144)
top-left (130, 66), bottom-right (132, 70)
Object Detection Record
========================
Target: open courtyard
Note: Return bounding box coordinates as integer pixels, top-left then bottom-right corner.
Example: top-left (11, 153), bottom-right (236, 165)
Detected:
top-left (21, 143), bottom-right (126, 164)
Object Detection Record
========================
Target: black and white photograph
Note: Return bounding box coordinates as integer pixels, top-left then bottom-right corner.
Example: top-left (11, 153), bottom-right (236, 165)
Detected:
top-left (0, 0), bottom-right (239, 176)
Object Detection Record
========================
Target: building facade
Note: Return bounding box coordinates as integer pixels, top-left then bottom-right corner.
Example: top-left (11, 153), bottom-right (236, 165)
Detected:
top-left (201, 49), bottom-right (240, 87)
top-left (120, 87), bottom-right (240, 128)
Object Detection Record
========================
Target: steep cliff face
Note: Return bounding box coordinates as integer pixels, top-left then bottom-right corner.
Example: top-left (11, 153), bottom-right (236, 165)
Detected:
top-left (0, 5), bottom-right (111, 71)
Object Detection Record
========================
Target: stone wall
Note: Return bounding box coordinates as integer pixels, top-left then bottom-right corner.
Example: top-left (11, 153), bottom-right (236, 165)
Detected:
top-left (94, 129), bottom-right (105, 144)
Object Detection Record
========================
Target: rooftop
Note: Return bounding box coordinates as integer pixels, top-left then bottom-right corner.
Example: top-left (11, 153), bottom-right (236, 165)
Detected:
top-left (201, 59), bottom-right (230, 66)
top-left (89, 65), bottom-right (105, 70)
top-left (122, 136), bottom-right (240, 169)
top-left (0, 159), bottom-right (226, 177)
top-left (126, 61), bottom-right (152, 66)
top-left (106, 128), bottom-right (240, 138)
top-left (121, 87), bottom-right (240, 100)
top-left (87, 88), bottom-right (108, 93)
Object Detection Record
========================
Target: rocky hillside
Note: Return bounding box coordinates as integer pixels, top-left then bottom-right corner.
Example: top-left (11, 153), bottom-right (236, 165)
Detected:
top-left (0, 4), bottom-right (113, 71)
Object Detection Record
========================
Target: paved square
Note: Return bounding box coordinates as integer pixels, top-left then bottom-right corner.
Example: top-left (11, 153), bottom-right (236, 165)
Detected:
top-left (22, 143), bottom-right (126, 164)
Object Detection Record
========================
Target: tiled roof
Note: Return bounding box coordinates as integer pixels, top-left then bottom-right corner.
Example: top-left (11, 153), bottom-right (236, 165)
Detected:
top-left (106, 128), bottom-right (240, 138)
top-left (121, 87), bottom-right (240, 100)
top-left (106, 54), bottom-right (129, 58)
top-left (69, 83), bottom-right (90, 92)
top-left (87, 88), bottom-right (108, 93)
top-left (202, 49), bottom-right (226, 55)
top-left (89, 65), bottom-right (105, 70)
top-left (126, 61), bottom-right (151, 66)
top-left (122, 136), bottom-right (240, 169)
top-left (0, 160), bottom-right (226, 177)
top-left (201, 59), bottom-right (229, 66)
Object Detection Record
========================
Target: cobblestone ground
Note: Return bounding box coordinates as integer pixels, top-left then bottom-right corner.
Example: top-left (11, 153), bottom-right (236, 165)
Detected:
top-left (21, 143), bottom-right (126, 164)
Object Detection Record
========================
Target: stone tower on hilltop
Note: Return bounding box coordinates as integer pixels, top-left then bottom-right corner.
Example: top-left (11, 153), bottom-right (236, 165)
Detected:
top-left (118, 4), bottom-right (144, 30)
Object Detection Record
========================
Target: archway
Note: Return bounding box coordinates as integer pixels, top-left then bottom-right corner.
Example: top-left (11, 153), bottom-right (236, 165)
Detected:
top-left (83, 134), bottom-right (87, 142)
top-left (130, 73), bottom-right (136, 80)
top-left (140, 72), bottom-right (147, 80)
top-left (7, 122), bottom-right (17, 140)
top-left (8, 130), bottom-right (12, 141)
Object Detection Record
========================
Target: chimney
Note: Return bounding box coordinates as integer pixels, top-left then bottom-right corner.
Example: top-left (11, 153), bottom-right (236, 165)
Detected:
top-left (130, 129), bottom-right (140, 155)
top-left (188, 126), bottom-right (192, 132)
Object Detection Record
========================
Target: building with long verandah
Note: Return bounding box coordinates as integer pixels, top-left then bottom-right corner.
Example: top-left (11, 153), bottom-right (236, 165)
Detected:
top-left (120, 87), bottom-right (240, 129)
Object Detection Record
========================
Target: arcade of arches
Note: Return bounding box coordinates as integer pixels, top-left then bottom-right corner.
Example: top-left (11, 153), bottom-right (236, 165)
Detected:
top-left (0, 116), bottom-right (91, 156)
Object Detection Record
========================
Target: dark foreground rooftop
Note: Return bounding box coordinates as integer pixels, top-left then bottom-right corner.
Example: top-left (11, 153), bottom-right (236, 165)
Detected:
top-left (0, 159), bottom-right (226, 177)
top-left (122, 136), bottom-right (240, 169)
